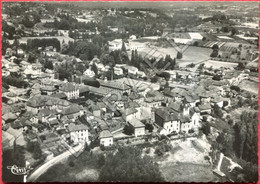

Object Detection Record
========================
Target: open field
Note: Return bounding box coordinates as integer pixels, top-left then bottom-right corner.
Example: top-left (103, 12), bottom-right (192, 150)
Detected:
top-left (36, 151), bottom-right (100, 182)
top-left (160, 162), bottom-right (218, 182)
top-left (177, 46), bottom-right (211, 65)
top-left (154, 139), bottom-right (216, 182)
top-left (238, 79), bottom-right (258, 94)
top-left (203, 60), bottom-right (238, 69)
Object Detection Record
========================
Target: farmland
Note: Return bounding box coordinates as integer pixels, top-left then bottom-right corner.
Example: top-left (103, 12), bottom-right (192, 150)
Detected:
top-left (203, 60), bottom-right (238, 69)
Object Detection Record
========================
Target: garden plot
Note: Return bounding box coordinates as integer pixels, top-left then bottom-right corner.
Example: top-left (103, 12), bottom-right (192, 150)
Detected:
top-left (203, 60), bottom-right (238, 69)
top-left (157, 139), bottom-right (216, 182)
top-left (238, 79), bottom-right (258, 94)
top-left (203, 41), bottom-right (225, 48)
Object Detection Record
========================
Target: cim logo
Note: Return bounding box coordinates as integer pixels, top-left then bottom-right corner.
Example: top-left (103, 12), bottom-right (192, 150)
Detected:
top-left (7, 165), bottom-right (33, 175)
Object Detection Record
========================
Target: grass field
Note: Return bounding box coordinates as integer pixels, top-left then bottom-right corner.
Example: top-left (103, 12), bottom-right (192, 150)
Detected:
top-left (203, 60), bottom-right (238, 69)
top-left (36, 151), bottom-right (100, 182)
top-left (160, 162), bottom-right (218, 182)
top-left (238, 79), bottom-right (258, 94)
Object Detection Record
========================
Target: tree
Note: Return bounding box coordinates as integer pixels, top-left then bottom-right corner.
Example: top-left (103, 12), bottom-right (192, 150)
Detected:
top-left (99, 147), bottom-right (164, 182)
top-left (91, 62), bottom-right (98, 75)
top-left (231, 27), bottom-right (237, 36)
top-left (236, 62), bottom-right (245, 70)
top-left (212, 104), bottom-right (223, 118)
top-left (43, 59), bottom-right (54, 70)
top-left (210, 50), bottom-right (218, 57)
top-left (121, 41), bottom-right (127, 52)
top-left (176, 51), bottom-right (183, 59)
top-left (97, 154), bottom-right (106, 168)
top-left (212, 44), bottom-right (219, 50)
top-left (123, 125), bottom-right (133, 135)
top-left (201, 123), bottom-right (211, 136)
top-left (193, 41), bottom-right (199, 46)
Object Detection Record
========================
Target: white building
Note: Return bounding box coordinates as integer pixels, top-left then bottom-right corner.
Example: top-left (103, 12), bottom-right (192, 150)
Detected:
top-left (127, 119), bottom-right (145, 137)
top-left (68, 123), bottom-right (89, 143)
top-left (59, 83), bottom-right (79, 100)
top-left (100, 130), bottom-right (113, 147)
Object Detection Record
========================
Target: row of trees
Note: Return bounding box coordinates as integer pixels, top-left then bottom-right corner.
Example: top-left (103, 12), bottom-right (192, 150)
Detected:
top-left (3, 75), bottom-right (29, 88)
top-left (233, 111), bottom-right (258, 164)
top-left (27, 38), bottom-right (61, 52)
top-left (99, 147), bottom-right (164, 182)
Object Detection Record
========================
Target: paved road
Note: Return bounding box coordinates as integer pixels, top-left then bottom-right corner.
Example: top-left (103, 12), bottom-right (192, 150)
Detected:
top-left (27, 143), bottom-right (84, 182)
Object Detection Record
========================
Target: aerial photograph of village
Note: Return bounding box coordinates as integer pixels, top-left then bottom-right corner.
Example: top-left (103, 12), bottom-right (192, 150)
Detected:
top-left (1, 1), bottom-right (259, 183)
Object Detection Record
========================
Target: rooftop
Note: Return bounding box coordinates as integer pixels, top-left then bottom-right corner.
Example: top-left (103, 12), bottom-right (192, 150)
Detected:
top-left (128, 118), bottom-right (145, 128)
top-left (68, 123), bottom-right (89, 132)
top-left (100, 130), bottom-right (113, 138)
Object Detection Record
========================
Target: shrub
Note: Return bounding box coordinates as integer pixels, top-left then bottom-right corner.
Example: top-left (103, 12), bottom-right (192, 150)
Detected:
top-left (69, 161), bottom-right (74, 167)
top-left (145, 148), bottom-right (151, 154)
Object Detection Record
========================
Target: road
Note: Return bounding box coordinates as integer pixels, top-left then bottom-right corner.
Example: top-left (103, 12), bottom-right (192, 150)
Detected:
top-left (27, 143), bottom-right (84, 182)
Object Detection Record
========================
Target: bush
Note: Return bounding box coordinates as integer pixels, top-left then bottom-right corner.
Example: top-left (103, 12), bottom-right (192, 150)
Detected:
top-left (210, 50), bottom-right (218, 57)
top-left (97, 154), bottom-right (106, 168)
top-left (212, 44), bottom-right (219, 50)
top-left (145, 148), bottom-right (151, 154)
top-left (176, 51), bottom-right (183, 59)
top-left (154, 147), bottom-right (164, 156)
top-left (69, 161), bottom-right (74, 167)
top-left (188, 129), bottom-right (194, 134)
top-left (100, 144), bottom-right (105, 151)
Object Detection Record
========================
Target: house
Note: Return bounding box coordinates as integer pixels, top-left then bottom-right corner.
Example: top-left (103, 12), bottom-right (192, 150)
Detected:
top-left (155, 108), bottom-right (180, 135)
top-left (211, 96), bottom-right (224, 108)
top-left (122, 108), bottom-right (138, 121)
top-left (98, 80), bottom-right (131, 94)
top-left (41, 86), bottom-right (57, 95)
top-left (38, 108), bottom-right (52, 123)
top-left (68, 123), bottom-right (89, 143)
top-left (59, 83), bottom-right (79, 100)
top-left (61, 104), bottom-right (84, 121)
top-left (198, 103), bottom-right (211, 114)
top-left (89, 102), bottom-right (106, 117)
top-left (144, 96), bottom-right (164, 108)
top-left (114, 66), bottom-right (124, 76)
top-left (100, 130), bottom-right (113, 147)
top-left (127, 119), bottom-right (145, 137)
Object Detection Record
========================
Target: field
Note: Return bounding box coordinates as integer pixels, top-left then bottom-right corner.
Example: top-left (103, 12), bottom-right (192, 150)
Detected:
top-left (177, 46), bottom-right (212, 65)
top-left (154, 139), bottom-right (218, 182)
top-left (36, 151), bottom-right (100, 182)
top-left (238, 79), bottom-right (258, 94)
top-left (139, 45), bottom-right (211, 68)
top-left (203, 60), bottom-right (238, 69)
top-left (160, 162), bottom-right (218, 182)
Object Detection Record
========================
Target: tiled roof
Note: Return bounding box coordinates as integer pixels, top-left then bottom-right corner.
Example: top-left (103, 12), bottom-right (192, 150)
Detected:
top-left (48, 119), bottom-right (59, 126)
top-left (128, 118), bottom-right (145, 128)
top-left (123, 108), bottom-right (138, 116)
top-left (144, 96), bottom-right (164, 103)
top-left (100, 130), bottom-right (113, 138)
top-left (155, 108), bottom-right (179, 122)
top-left (39, 108), bottom-right (52, 117)
top-left (98, 80), bottom-right (130, 91)
top-left (50, 92), bottom-right (67, 99)
top-left (198, 103), bottom-right (211, 111)
top-left (68, 123), bottom-right (88, 132)
top-left (41, 86), bottom-right (56, 91)
top-left (168, 102), bottom-right (182, 112)
top-left (59, 83), bottom-right (78, 92)
top-left (62, 104), bottom-right (82, 115)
